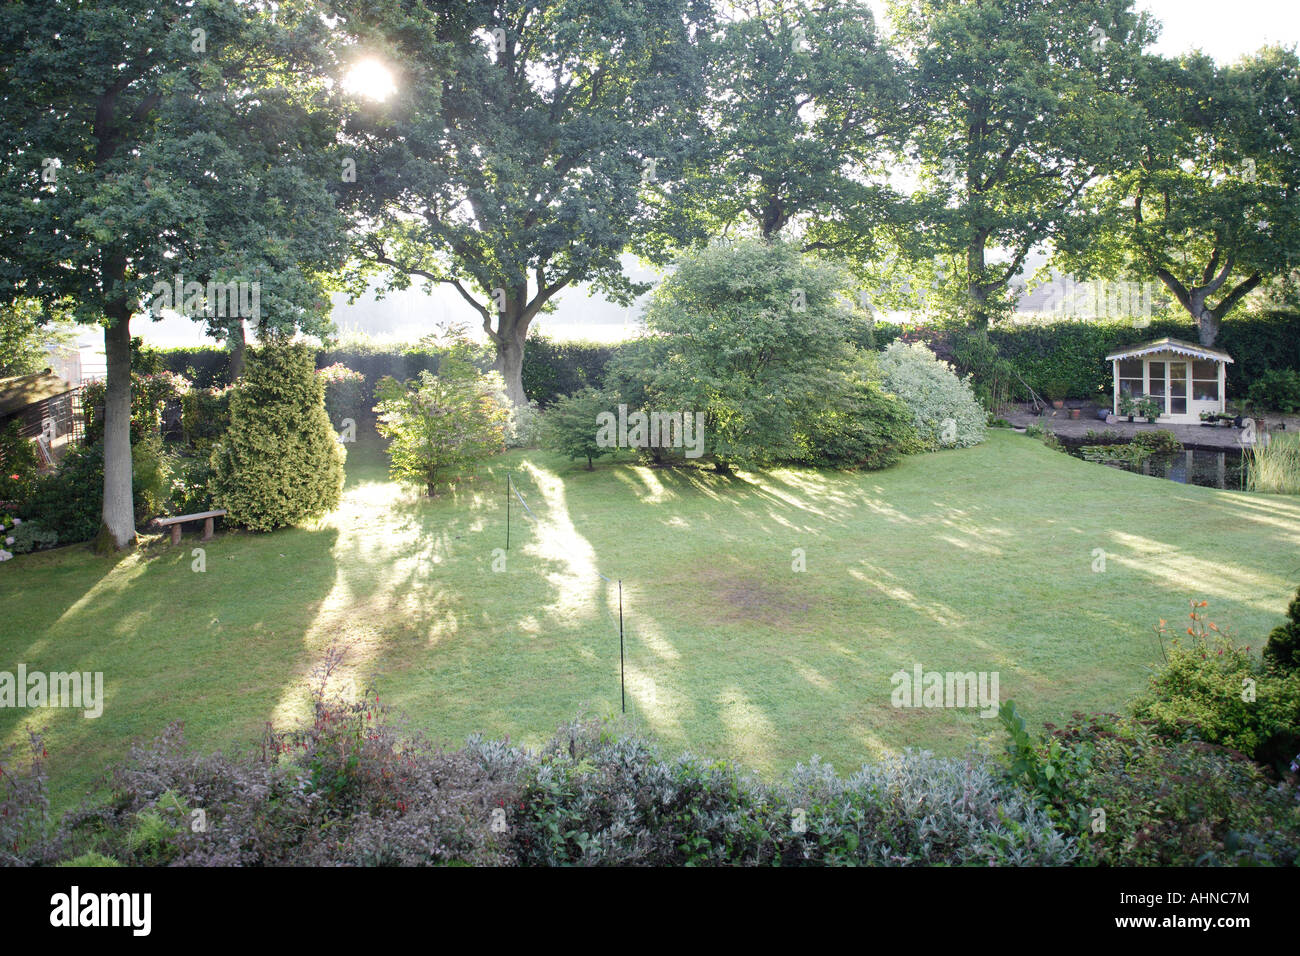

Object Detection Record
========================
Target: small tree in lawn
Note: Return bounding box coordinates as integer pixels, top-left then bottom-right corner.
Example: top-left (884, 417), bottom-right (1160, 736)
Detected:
top-left (542, 388), bottom-right (615, 470)
top-left (374, 359), bottom-right (509, 496)
top-left (211, 343), bottom-right (345, 531)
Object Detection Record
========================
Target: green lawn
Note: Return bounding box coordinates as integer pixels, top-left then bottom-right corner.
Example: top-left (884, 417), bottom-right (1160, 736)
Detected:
top-left (4, 428), bottom-right (1299, 808)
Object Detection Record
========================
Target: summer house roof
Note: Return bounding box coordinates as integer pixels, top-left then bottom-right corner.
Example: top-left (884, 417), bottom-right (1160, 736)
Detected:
top-left (1105, 338), bottom-right (1233, 364)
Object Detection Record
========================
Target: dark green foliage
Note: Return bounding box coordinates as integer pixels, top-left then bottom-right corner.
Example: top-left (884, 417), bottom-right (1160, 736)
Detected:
top-left (180, 386), bottom-right (233, 448)
top-left (882, 311), bottom-right (1300, 400)
top-left (168, 455), bottom-right (217, 516)
top-left (162, 339), bottom-right (614, 410)
top-left (316, 364), bottom-right (367, 429)
top-left (794, 378), bottom-right (920, 469)
top-left (1264, 588), bottom-right (1300, 673)
top-left (210, 344), bottom-right (344, 531)
top-left (633, 239), bottom-right (894, 468)
top-left (3, 518), bottom-right (58, 553)
top-left (157, 310), bottom-right (1300, 410)
top-left (1042, 714), bottom-right (1300, 866)
top-left (158, 347), bottom-right (232, 390)
top-left (522, 336), bottom-right (615, 407)
top-left (19, 442), bottom-right (162, 542)
top-left (1133, 604), bottom-right (1300, 774)
top-left (1247, 368), bottom-right (1300, 412)
top-left (129, 432), bottom-right (175, 526)
top-left (946, 326), bottom-right (1023, 411)
top-left (540, 388), bottom-right (615, 470)
top-left (998, 701), bottom-right (1091, 826)
top-left (0, 420), bottom-right (40, 500)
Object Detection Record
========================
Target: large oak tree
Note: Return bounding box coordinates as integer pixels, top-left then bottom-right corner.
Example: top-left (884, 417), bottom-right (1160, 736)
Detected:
top-left (672, 0), bottom-right (908, 257)
top-left (889, 0), bottom-right (1153, 323)
top-left (332, 0), bottom-right (712, 405)
top-left (0, 0), bottom-right (350, 549)
top-left (1058, 48), bottom-right (1300, 345)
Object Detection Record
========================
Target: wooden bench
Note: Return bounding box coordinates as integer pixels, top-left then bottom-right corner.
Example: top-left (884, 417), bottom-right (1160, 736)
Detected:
top-left (155, 509), bottom-right (227, 545)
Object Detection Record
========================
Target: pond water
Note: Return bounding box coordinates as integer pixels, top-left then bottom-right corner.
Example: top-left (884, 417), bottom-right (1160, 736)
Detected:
top-left (1061, 440), bottom-right (1247, 490)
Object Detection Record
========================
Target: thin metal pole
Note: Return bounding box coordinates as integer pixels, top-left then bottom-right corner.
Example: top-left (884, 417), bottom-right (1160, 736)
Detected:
top-left (619, 580), bottom-right (625, 715)
top-left (506, 473), bottom-right (511, 551)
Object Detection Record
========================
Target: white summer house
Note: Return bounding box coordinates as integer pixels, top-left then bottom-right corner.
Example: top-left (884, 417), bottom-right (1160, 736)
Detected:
top-left (1105, 338), bottom-right (1233, 424)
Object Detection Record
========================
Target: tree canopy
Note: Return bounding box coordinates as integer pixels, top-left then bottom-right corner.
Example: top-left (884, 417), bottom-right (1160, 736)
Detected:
top-left (0, 0), bottom-right (351, 547)
top-left (334, 0), bottom-right (713, 404)
top-left (887, 0), bottom-right (1154, 323)
top-left (1058, 48), bottom-right (1300, 345)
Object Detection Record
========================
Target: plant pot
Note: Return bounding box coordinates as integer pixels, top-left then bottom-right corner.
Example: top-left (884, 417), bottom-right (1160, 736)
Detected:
top-left (1051, 400), bottom-right (1064, 409)
top-left (1068, 408), bottom-right (1081, 419)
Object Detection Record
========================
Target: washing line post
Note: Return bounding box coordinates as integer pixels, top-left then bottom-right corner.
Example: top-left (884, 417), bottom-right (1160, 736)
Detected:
top-left (506, 473), bottom-right (511, 551)
top-left (619, 579), bottom-right (625, 715)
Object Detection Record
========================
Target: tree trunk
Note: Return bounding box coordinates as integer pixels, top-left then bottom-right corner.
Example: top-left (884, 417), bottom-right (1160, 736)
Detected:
top-left (96, 308), bottom-right (136, 552)
top-left (966, 240), bottom-right (990, 326)
top-left (1193, 303), bottom-right (1219, 347)
top-left (493, 326), bottom-right (528, 406)
top-left (228, 318), bottom-right (246, 379)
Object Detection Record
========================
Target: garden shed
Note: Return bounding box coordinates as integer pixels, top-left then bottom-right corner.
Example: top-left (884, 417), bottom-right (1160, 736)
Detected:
top-left (1105, 338), bottom-right (1232, 424)
top-left (0, 369), bottom-right (79, 459)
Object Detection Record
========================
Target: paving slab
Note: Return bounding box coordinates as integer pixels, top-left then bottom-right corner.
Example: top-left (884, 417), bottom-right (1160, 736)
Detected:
top-left (1001, 404), bottom-right (1298, 449)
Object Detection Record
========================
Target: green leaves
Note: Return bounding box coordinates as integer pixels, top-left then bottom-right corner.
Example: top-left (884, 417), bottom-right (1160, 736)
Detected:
top-left (337, 0), bottom-right (711, 398)
top-left (675, 0), bottom-right (907, 252)
top-left (373, 359), bottom-right (510, 494)
top-left (540, 387), bottom-right (614, 469)
top-left (210, 343), bottom-right (345, 531)
top-left (893, 0), bottom-right (1154, 321)
top-left (0, 0), bottom-right (348, 331)
top-left (1060, 48), bottom-right (1300, 342)
top-left (637, 239), bottom-right (859, 466)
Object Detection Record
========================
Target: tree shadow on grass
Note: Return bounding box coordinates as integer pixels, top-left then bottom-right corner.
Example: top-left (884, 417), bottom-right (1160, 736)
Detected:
top-left (0, 524), bottom-right (341, 811)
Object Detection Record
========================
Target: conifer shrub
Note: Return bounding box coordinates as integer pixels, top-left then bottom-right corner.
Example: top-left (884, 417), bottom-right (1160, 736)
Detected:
top-left (210, 343), bottom-right (344, 531)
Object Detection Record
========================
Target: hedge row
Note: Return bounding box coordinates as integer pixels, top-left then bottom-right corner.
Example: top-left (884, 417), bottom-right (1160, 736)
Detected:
top-left (876, 310), bottom-right (1300, 401)
top-left (158, 335), bottom-right (615, 409)
top-left (158, 310), bottom-right (1300, 408)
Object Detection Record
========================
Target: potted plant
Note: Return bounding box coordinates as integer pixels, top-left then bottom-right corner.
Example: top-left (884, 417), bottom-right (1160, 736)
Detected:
top-left (1118, 395), bottom-right (1136, 422)
top-left (1136, 396), bottom-right (1161, 423)
top-left (1040, 375), bottom-right (1069, 409)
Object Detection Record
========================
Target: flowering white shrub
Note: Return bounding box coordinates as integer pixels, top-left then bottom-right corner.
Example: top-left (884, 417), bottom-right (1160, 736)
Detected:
top-left (876, 341), bottom-right (987, 450)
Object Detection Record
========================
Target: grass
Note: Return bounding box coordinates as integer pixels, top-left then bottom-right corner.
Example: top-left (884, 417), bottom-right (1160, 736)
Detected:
top-left (4, 428), bottom-right (1300, 810)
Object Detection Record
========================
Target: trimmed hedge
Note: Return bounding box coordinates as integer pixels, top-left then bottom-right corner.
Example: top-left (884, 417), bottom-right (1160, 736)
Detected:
top-left (875, 310), bottom-right (1300, 401)
top-left (159, 335), bottom-right (613, 409)
top-left (157, 310), bottom-right (1300, 408)
top-left (521, 336), bottom-right (615, 406)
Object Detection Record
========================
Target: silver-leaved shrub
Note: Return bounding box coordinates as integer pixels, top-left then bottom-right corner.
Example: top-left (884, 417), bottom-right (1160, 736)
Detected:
top-left (877, 341), bottom-right (988, 450)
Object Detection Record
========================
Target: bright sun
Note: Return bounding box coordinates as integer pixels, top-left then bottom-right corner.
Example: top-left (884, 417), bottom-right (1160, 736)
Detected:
top-left (343, 58), bottom-right (396, 101)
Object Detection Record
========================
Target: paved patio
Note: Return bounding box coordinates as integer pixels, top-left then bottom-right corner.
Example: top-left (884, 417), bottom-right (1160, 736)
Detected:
top-left (1002, 402), bottom-right (1297, 449)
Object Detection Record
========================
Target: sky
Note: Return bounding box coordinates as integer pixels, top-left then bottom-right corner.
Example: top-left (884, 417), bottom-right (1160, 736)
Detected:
top-left (96, 1), bottom-right (1300, 361)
